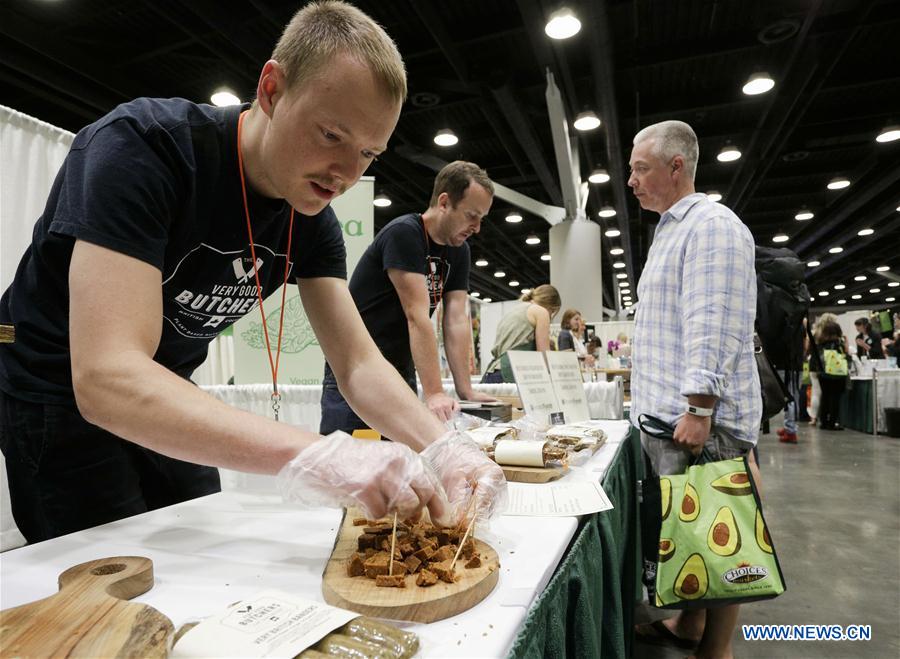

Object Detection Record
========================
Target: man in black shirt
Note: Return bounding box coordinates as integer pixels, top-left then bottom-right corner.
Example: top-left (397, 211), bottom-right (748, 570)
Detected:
top-left (321, 162), bottom-right (496, 433)
top-left (0, 2), bottom-right (503, 543)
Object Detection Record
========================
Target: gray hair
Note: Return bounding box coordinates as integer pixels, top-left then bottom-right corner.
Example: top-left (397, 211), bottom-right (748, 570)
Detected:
top-left (633, 120), bottom-right (699, 182)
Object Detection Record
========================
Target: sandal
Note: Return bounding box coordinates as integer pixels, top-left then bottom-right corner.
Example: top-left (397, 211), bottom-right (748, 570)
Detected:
top-left (634, 619), bottom-right (700, 650)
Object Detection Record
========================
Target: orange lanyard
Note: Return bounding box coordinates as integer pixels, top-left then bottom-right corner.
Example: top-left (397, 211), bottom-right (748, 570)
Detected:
top-left (421, 215), bottom-right (445, 311)
top-left (237, 110), bottom-right (294, 421)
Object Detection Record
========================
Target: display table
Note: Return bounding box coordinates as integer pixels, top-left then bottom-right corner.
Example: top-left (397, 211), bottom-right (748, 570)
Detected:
top-left (842, 369), bottom-right (900, 434)
top-left (0, 423), bottom-right (640, 658)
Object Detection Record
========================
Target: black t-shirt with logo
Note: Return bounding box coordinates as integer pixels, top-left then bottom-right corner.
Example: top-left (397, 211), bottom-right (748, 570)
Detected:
top-left (0, 98), bottom-right (346, 404)
top-left (347, 213), bottom-right (469, 376)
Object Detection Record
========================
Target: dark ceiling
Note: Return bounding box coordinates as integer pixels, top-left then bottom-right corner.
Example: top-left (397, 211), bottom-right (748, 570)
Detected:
top-left (3, 0), bottom-right (899, 310)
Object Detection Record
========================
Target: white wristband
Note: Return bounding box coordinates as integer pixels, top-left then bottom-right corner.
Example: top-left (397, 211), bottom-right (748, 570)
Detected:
top-left (687, 405), bottom-right (714, 417)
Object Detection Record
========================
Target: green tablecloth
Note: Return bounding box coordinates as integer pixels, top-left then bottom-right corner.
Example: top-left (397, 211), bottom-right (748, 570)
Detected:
top-left (508, 427), bottom-right (643, 659)
top-left (841, 379), bottom-right (873, 433)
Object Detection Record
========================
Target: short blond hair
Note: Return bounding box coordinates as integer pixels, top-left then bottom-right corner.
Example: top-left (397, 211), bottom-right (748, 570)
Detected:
top-left (272, 1), bottom-right (407, 104)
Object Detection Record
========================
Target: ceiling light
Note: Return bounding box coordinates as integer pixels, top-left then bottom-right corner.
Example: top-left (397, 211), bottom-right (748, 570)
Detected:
top-left (828, 246), bottom-right (843, 254)
top-left (818, 291), bottom-right (829, 296)
top-left (838, 299), bottom-right (847, 305)
top-left (211, 88), bottom-right (241, 106)
top-left (625, 303), bottom-right (633, 308)
top-left (622, 296), bottom-right (632, 302)
top-left (598, 205), bottom-right (616, 218)
top-left (717, 145), bottom-right (742, 162)
top-left (433, 128), bottom-right (458, 147)
top-left (852, 294), bottom-right (862, 300)
top-left (807, 260), bottom-right (820, 267)
top-left (887, 297), bottom-right (897, 302)
top-left (618, 281), bottom-right (629, 288)
top-left (772, 233), bottom-right (789, 243)
top-left (505, 212), bottom-right (523, 223)
top-left (875, 125), bottom-right (900, 143)
top-left (494, 270), bottom-right (506, 278)
top-left (525, 234), bottom-right (541, 245)
top-left (854, 275), bottom-right (867, 281)
top-left (540, 253), bottom-right (551, 262)
top-left (876, 265), bottom-right (890, 272)
top-left (621, 289), bottom-right (631, 295)
top-left (706, 191), bottom-right (722, 202)
top-left (869, 288), bottom-right (881, 294)
top-left (889, 282), bottom-right (900, 288)
top-left (521, 288), bottom-right (531, 295)
top-left (613, 262), bottom-right (626, 269)
top-left (573, 111), bottom-right (601, 131)
top-left (742, 72), bottom-right (775, 96)
top-left (827, 177), bottom-right (850, 190)
top-left (857, 228), bottom-right (874, 236)
top-left (372, 193), bottom-right (392, 208)
top-left (508, 280), bottom-right (520, 287)
top-left (475, 258), bottom-right (489, 267)
top-left (470, 291), bottom-right (480, 297)
top-left (610, 248), bottom-right (624, 255)
top-left (605, 228), bottom-right (621, 237)
top-left (545, 7), bottom-right (581, 39)
top-left (616, 273), bottom-right (628, 279)
top-left (482, 297), bottom-right (492, 303)
top-left (588, 168), bottom-right (610, 184)
top-left (834, 284), bottom-right (846, 290)
top-left (795, 210), bottom-right (814, 221)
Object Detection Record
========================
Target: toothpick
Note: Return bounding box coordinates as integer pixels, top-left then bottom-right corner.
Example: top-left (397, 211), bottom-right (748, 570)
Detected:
top-left (450, 513), bottom-right (476, 572)
top-left (388, 512), bottom-right (398, 576)
top-left (457, 484), bottom-right (479, 532)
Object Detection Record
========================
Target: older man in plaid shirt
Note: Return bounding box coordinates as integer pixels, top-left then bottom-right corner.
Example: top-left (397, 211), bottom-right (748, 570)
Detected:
top-left (629, 120), bottom-right (762, 659)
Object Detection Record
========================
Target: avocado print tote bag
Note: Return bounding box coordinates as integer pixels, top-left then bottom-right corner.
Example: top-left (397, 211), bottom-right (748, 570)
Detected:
top-left (654, 456), bottom-right (786, 609)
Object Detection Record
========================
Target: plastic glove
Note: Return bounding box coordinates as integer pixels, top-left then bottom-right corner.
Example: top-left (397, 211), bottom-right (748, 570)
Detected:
top-left (420, 430), bottom-right (508, 526)
top-left (278, 431), bottom-right (450, 522)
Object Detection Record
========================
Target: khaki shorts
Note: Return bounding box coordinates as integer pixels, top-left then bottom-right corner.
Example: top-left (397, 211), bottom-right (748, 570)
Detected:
top-left (641, 427), bottom-right (754, 476)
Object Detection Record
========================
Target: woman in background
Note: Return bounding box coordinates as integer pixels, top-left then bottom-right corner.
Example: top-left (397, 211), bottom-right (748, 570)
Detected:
top-left (815, 319), bottom-right (848, 430)
top-left (557, 308), bottom-right (595, 367)
top-left (482, 285), bottom-right (561, 383)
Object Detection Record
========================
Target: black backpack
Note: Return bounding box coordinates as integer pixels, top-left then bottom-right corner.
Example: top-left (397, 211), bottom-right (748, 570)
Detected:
top-left (754, 246), bottom-right (810, 419)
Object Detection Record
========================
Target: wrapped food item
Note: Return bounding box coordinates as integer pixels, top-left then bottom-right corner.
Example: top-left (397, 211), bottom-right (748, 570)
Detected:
top-left (486, 440), bottom-right (567, 468)
top-left (336, 618), bottom-right (419, 659)
top-left (467, 425), bottom-right (517, 449)
top-left (309, 632), bottom-right (396, 659)
top-left (545, 424), bottom-right (607, 451)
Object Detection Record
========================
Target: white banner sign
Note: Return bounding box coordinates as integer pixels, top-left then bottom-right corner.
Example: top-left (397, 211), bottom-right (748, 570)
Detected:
top-left (507, 350), bottom-right (559, 424)
top-left (545, 351), bottom-right (591, 422)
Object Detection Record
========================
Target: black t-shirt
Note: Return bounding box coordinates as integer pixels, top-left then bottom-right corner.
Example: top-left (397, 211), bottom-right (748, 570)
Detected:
top-left (0, 98), bottom-right (346, 404)
top-left (348, 213), bottom-right (470, 375)
top-left (856, 331), bottom-right (884, 358)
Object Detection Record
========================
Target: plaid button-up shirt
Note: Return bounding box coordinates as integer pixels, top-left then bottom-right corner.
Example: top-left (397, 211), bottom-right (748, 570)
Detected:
top-left (630, 193), bottom-right (762, 445)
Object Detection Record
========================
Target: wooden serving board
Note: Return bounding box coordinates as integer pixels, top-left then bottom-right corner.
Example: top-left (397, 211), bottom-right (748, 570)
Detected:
top-left (501, 464), bottom-right (568, 483)
top-left (322, 511), bottom-right (500, 623)
top-left (0, 556), bottom-right (173, 658)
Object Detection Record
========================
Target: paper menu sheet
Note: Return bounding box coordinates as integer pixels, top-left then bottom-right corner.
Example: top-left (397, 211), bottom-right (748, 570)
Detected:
top-left (171, 591), bottom-right (358, 658)
top-left (502, 481), bottom-right (614, 516)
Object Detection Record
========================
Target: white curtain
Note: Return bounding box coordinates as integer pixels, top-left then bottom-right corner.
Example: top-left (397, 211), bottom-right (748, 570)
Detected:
top-left (1, 106), bottom-right (75, 551)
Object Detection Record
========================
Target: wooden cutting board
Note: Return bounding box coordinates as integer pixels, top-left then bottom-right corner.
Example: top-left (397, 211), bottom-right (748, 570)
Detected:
top-left (0, 556), bottom-right (173, 658)
top-left (322, 511), bottom-right (500, 623)
top-left (501, 464), bottom-right (568, 483)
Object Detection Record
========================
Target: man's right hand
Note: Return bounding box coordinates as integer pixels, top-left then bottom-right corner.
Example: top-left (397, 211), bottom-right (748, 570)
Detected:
top-left (278, 432), bottom-right (450, 522)
top-left (425, 392), bottom-right (460, 422)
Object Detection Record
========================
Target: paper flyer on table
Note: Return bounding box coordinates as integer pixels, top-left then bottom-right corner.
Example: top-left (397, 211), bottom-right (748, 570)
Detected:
top-left (171, 590), bottom-right (358, 658)
top-left (501, 481), bottom-right (614, 516)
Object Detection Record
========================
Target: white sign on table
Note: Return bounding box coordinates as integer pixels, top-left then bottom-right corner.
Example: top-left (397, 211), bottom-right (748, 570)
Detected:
top-left (544, 351), bottom-right (591, 422)
top-left (506, 351), bottom-right (559, 424)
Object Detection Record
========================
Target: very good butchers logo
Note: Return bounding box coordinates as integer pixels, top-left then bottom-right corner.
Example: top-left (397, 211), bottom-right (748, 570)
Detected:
top-left (163, 243), bottom-right (290, 338)
top-left (722, 565), bottom-right (769, 585)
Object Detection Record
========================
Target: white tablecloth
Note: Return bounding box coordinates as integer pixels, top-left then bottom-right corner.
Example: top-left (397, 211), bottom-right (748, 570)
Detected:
top-left (0, 422), bottom-right (632, 657)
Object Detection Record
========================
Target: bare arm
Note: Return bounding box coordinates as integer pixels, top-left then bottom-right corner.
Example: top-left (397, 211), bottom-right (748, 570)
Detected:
top-left (386, 268), bottom-right (458, 421)
top-left (442, 290), bottom-right (491, 401)
top-left (299, 276), bottom-right (446, 449)
top-left (527, 304), bottom-right (552, 352)
top-left (69, 241), bottom-right (315, 474)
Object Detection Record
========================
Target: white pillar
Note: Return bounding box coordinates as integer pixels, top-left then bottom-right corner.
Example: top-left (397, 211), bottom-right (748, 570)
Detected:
top-left (549, 220), bottom-right (605, 321)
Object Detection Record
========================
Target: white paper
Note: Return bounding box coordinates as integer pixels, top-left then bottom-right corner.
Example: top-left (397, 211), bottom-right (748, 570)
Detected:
top-left (171, 591), bottom-right (358, 658)
top-left (507, 351), bottom-right (559, 423)
top-left (544, 352), bottom-right (591, 422)
top-left (467, 426), bottom-right (513, 448)
top-left (494, 439), bottom-right (546, 467)
top-left (502, 481), bottom-right (614, 516)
